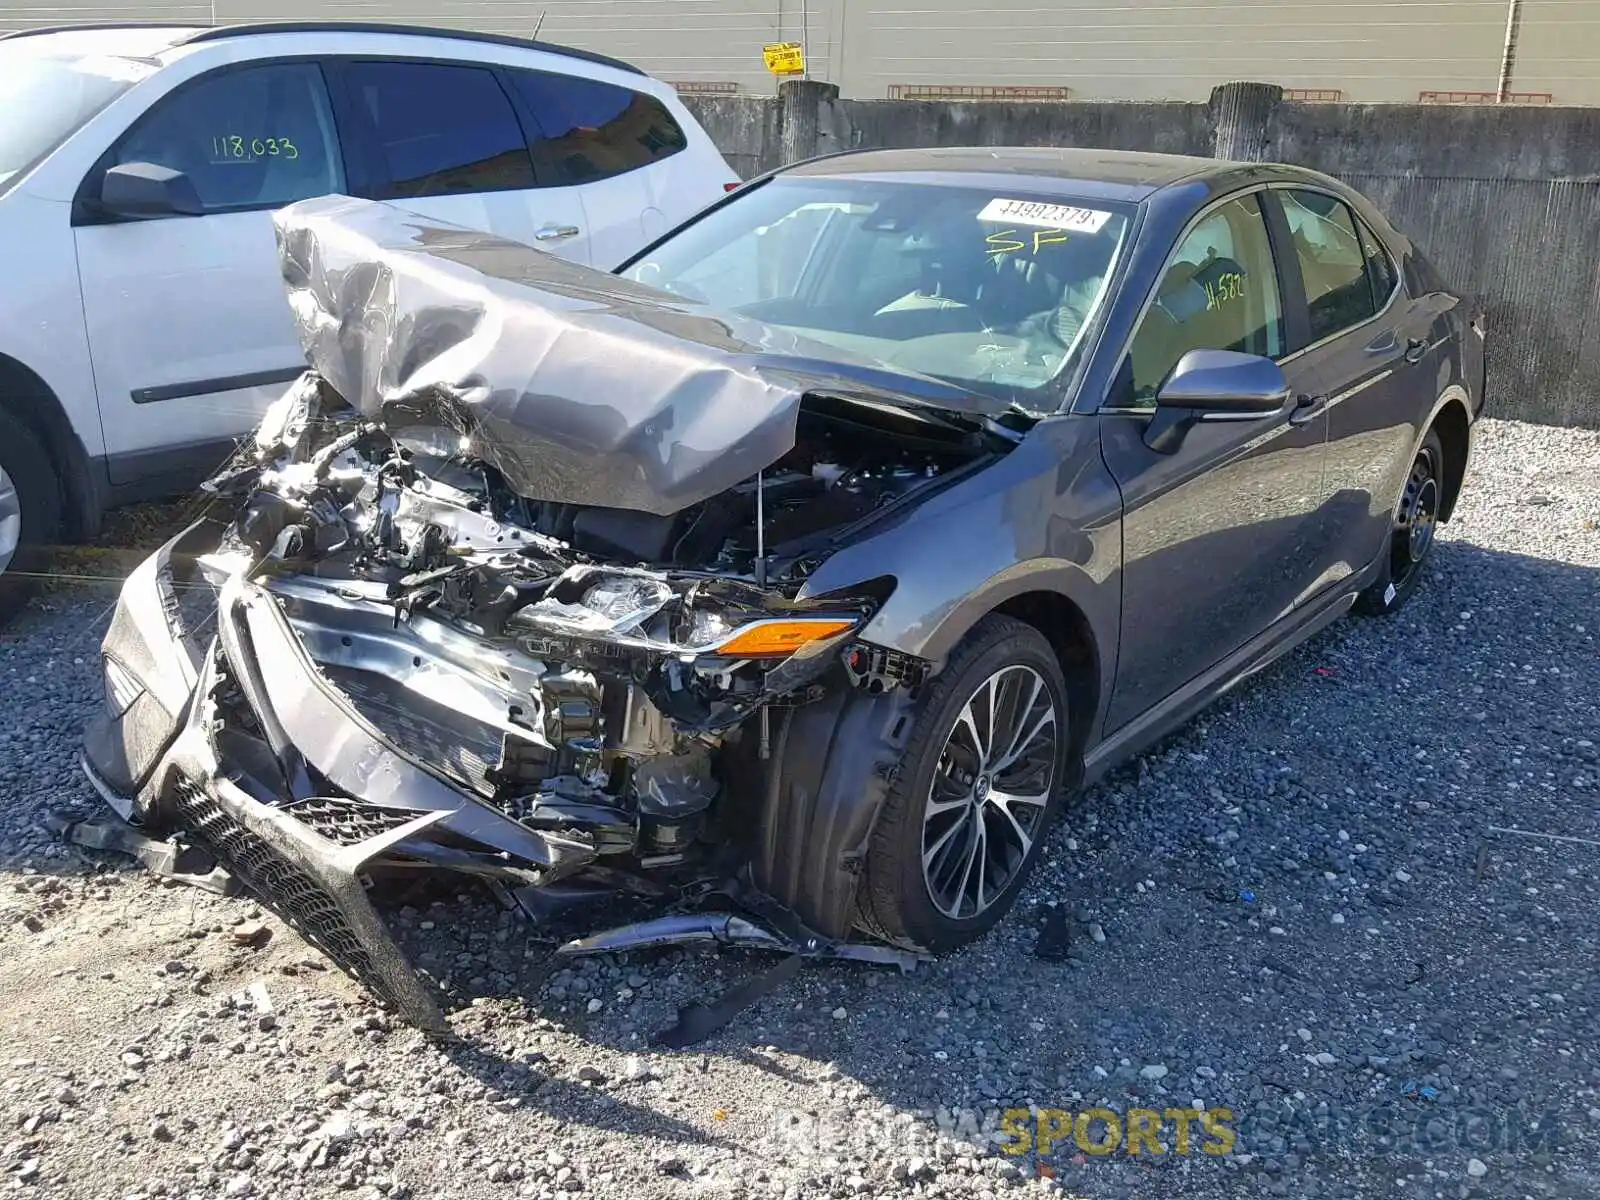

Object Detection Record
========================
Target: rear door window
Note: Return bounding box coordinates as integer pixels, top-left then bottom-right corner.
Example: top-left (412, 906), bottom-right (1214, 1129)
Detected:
top-left (507, 70), bottom-right (687, 185)
top-left (342, 60), bottom-right (535, 198)
top-left (1357, 218), bottom-right (1399, 306)
top-left (1281, 189), bottom-right (1383, 342)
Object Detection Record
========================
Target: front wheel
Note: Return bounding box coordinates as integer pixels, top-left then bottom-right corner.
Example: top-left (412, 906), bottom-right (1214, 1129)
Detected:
top-left (1356, 428), bottom-right (1444, 617)
top-left (858, 615), bottom-right (1070, 952)
top-left (0, 408), bottom-right (63, 626)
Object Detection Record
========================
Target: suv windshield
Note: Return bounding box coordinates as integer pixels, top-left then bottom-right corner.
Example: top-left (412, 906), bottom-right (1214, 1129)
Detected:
top-left (621, 176), bottom-right (1133, 412)
top-left (0, 51), bottom-right (156, 194)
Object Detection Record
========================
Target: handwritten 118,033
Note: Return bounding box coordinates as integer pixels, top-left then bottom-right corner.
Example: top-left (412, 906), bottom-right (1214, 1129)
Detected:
top-left (211, 135), bottom-right (300, 163)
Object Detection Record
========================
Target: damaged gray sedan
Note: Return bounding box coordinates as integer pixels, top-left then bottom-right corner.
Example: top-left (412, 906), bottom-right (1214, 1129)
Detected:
top-left (81, 148), bottom-right (1484, 1031)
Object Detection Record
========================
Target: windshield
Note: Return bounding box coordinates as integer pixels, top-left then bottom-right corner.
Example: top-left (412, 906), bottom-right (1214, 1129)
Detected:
top-left (0, 51), bottom-right (155, 194)
top-left (621, 176), bottom-right (1133, 411)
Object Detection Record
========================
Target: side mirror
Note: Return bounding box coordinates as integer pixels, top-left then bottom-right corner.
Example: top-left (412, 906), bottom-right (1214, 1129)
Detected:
top-left (1144, 349), bottom-right (1290, 452)
top-left (99, 162), bottom-right (204, 220)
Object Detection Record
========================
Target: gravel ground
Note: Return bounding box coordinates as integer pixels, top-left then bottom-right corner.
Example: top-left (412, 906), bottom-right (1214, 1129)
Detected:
top-left (2, 417), bottom-right (1597, 1200)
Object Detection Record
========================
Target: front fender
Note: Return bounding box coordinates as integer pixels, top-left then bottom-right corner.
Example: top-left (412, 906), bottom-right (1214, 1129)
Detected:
top-left (798, 415), bottom-right (1121, 672)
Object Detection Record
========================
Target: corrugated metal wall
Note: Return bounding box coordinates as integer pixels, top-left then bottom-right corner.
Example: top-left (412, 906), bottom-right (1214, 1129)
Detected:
top-left (838, 0), bottom-right (1509, 103)
top-left (1341, 172), bottom-right (1600, 428)
top-left (7, 0), bottom-right (1600, 104)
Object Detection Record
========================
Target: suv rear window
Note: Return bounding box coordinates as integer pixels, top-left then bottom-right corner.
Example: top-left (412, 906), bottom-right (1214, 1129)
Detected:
top-left (507, 70), bottom-right (687, 186)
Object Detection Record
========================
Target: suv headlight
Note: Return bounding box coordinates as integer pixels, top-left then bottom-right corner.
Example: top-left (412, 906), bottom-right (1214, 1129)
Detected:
top-left (101, 655), bottom-right (146, 718)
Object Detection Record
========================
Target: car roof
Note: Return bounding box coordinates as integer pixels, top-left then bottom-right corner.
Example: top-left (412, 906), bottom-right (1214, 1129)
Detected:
top-left (0, 21), bottom-right (643, 76)
top-left (784, 146), bottom-right (1251, 201)
top-left (0, 24), bottom-right (204, 60)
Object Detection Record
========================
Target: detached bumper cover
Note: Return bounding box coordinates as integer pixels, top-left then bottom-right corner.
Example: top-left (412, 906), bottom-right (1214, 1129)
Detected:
top-left (144, 724), bottom-right (448, 1032)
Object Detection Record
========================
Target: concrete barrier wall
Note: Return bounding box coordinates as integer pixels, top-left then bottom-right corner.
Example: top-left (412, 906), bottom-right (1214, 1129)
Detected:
top-left (685, 85), bottom-right (1600, 428)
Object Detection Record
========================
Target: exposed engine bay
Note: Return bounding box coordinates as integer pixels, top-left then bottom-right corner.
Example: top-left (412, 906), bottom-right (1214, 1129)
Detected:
top-left (210, 370), bottom-right (985, 835)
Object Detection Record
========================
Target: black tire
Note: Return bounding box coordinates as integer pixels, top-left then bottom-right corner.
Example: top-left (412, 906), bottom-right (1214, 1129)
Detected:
top-left (858, 614), bottom-right (1070, 952)
top-left (1355, 428), bottom-right (1444, 617)
top-left (0, 407), bottom-right (63, 627)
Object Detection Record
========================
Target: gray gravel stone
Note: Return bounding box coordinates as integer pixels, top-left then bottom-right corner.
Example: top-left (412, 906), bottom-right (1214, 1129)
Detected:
top-left (0, 419), bottom-right (1596, 1200)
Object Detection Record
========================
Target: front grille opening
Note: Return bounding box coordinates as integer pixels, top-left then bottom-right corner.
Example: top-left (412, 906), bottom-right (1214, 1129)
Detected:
top-left (284, 795), bottom-right (420, 847)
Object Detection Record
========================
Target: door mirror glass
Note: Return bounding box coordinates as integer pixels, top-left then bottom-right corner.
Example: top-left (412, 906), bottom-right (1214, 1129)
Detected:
top-left (99, 162), bottom-right (204, 219)
top-left (1156, 348), bottom-right (1289, 415)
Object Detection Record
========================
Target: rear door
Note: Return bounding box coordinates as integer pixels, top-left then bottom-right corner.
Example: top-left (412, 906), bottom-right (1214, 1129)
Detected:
top-left (73, 59), bottom-right (349, 481)
top-left (503, 67), bottom-right (691, 268)
top-left (1267, 186), bottom-right (1441, 594)
top-left (329, 58), bottom-right (591, 265)
top-left (1098, 189), bottom-right (1332, 731)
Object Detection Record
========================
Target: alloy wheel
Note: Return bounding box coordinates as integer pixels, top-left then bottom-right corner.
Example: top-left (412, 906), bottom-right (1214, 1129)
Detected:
top-left (0, 463), bottom-right (20, 578)
top-left (920, 664), bottom-right (1060, 920)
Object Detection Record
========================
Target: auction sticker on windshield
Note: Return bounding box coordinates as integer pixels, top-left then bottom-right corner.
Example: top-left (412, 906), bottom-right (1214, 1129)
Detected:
top-left (978, 198), bottom-right (1113, 233)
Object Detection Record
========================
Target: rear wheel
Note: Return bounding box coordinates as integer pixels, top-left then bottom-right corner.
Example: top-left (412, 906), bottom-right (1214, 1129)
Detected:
top-left (0, 408), bottom-right (63, 626)
top-left (859, 615), bottom-right (1069, 952)
top-left (1356, 428), bottom-right (1443, 616)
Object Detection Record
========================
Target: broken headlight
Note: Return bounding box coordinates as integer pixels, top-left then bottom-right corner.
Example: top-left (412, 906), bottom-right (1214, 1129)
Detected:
top-left (690, 615), bottom-right (859, 659)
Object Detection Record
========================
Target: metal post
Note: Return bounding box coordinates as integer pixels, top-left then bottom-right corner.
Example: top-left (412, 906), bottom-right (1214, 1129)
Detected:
top-left (1497, 0), bottom-right (1523, 102)
top-left (801, 0), bottom-right (810, 80)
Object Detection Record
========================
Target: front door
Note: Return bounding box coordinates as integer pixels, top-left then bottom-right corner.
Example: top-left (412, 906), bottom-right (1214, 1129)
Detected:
top-left (74, 60), bottom-right (349, 482)
top-left (1099, 189), bottom-right (1331, 731)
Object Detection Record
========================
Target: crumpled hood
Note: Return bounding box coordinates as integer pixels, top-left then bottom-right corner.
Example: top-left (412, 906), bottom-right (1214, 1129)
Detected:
top-left (273, 195), bottom-right (1004, 516)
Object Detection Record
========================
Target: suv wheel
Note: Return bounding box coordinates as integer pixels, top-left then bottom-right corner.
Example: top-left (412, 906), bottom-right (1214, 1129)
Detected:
top-left (859, 615), bottom-right (1069, 952)
top-left (0, 408), bottom-right (63, 625)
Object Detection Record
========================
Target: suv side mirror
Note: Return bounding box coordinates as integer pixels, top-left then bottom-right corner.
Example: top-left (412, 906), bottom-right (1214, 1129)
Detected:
top-left (1144, 349), bottom-right (1290, 452)
top-left (99, 162), bottom-right (204, 220)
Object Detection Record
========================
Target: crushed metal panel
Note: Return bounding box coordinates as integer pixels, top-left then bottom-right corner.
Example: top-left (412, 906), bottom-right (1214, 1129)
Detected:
top-left (272, 194), bottom-right (1002, 516)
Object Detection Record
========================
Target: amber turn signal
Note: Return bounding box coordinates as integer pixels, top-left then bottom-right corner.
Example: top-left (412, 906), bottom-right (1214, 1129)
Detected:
top-left (714, 618), bottom-right (857, 658)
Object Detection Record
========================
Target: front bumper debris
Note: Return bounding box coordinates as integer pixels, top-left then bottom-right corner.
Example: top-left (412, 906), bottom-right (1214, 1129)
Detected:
top-left (79, 520), bottom-right (920, 1041)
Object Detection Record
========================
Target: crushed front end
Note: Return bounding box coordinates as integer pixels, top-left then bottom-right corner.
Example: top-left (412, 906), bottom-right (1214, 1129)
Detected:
top-left (82, 372), bottom-right (970, 1028)
top-left (81, 195), bottom-right (1021, 1028)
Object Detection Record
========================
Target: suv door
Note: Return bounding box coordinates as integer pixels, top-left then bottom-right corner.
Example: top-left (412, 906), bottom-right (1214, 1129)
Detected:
top-left (1269, 186), bottom-right (1443, 594)
top-left (504, 68), bottom-right (692, 269)
top-left (330, 59), bottom-right (590, 265)
top-left (1098, 189), bottom-right (1332, 732)
top-left (73, 60), bottom-right (348, 482)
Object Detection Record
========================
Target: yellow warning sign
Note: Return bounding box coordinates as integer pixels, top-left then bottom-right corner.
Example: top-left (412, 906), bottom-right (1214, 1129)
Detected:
top-left (763, 42), bottom-right (806, 76)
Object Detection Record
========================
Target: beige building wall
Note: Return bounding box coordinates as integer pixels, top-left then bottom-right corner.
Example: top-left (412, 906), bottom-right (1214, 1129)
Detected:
top-left (3, 0), bottom-right (1598, 105)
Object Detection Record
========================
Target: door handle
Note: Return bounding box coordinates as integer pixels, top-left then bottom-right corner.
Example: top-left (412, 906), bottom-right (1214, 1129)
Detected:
top-left (534, 224), bottom-right (581, 242)
top-left (1288, 392), bottom-right (1328, 426)
top-left (1403, 336), bottom-right (1429, 364)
